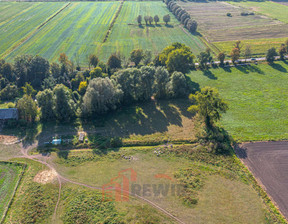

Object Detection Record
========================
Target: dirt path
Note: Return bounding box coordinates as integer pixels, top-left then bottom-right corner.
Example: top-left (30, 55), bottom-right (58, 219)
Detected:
top-left (235, 141), bottom-right (288, 221)
top-left (17, 142), bottom-right (185, 224)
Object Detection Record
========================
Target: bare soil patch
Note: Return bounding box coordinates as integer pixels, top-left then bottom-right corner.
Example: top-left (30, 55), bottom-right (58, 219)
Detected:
top-left (235, 141), bottom-right (288, 220)
top-left (34, 169), bottom-right (57, 184)
top-left (0, 135), bottom-right (18, 144)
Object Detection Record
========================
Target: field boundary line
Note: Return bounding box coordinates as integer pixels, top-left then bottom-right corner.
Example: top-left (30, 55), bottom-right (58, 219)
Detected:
top-left (1, 2), bottom-right (71, 59)
top-left (102, 0), bottom-right (124, 43)
top-left (0, 162), bottom-right (26, 224)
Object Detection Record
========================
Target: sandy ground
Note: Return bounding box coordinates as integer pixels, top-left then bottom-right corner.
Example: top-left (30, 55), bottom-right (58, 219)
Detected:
top-left (0, 135), bottom-right (18, 144)
top-left (235, 141), bottom-right (288, 220)
top-left (34, 169), bottom-right (58, 184)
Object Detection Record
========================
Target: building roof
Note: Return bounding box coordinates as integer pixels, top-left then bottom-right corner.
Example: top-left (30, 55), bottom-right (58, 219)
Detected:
top-left (0, 108), bottom-right (18, 120)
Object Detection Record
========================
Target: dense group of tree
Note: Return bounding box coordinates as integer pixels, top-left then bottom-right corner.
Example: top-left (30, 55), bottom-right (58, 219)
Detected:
top-left (1, 38), bottom-right (288, 125)
top-left (166, 0), bottom-right (198, 33)
top-left (0, 43), bottom-right (192, 124)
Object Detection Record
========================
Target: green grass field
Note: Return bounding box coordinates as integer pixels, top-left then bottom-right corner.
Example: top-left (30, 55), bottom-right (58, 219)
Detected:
top-left (0, 2), bottom-right (66, 58)
top-left (4, 2), bottom-right (119, 65)
top-left (99, 1), bottom-right (206, 61)
top-left (0, 162), bottom-right (23, 222)
top-left (2, 1), bottom-right (206, 65)
top-left (213, 37), bottom-right (288, 58)
top-left (188, 61), bottom-right (288, 141)
top-left (230, 1), bottom-right (288, 24)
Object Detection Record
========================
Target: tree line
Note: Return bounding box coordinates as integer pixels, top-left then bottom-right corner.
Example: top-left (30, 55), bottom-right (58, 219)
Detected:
top-left (136, 14), bottom-right (170, 26)
top-left (166, 0), bottom-right (198, 33)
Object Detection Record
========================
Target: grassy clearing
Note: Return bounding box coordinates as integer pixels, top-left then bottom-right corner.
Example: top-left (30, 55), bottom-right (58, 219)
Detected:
top-left (0, 162), bottom-right (23, 222)
top-left (100, 1), bottom-right (206, 61)
top-left (50, 144), bottom-right (281, 223)
top-left (5, 2), bottom-right (119, 65)
top-left (188, 61), bottom-right (288, 141)
top-left (230, 1), bottom-right (288, 24)
top-left (213, 37), bottom-right (288, 58)
top-left (178, 1), bottom-right (287, 42)
top-left (0, 2), bottom-right (65, 58)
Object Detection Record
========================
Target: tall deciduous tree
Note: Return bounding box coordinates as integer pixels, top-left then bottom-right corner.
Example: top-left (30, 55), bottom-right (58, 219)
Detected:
top-left (130, 49), bottom-right (144, 66)
top-left (217, 52), bottom-right (226, 67)
top-left (36, 89), bottom-right (55, 121)
top-left (17, 95), bottom-right (38, 123)
top-left (266, 47), bottom-right (278, 64)
top-left (163, 14), bottom-right (171, 25)
top-left (82, 78), bottom-right (123, 116)
top-left (53, 84), bottom-right (75, 121)
top-left (153, 67), bottom-right (169, 99)
top-left (88, 54), bottom-right (99, 68)
top-left (188, 87), bottom-right (228, 127)
top-left (154, 15), bottom-right (160, 25)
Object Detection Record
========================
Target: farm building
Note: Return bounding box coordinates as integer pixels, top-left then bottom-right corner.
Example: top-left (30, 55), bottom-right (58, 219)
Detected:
top-left (0, 108), bottom-right (18, 120)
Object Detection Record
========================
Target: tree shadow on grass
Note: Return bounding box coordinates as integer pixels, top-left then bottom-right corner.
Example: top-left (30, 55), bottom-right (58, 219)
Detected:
top-left (138, 24), bottom-right (145, 29)
top-left (165, 24), bottom-right (174, 28)
top-left (186, 77), bottom-right (200, 93)
top-left (155, 24), bottom-right (162, 27)
top-left (222, 66), bottom-right (232, 73)
top-left (203, 70), bottom-right (217, 80)
top-left (270, 63), bottom-right (287, 73)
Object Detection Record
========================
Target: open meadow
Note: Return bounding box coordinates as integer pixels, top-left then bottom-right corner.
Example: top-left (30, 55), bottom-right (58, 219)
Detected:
top-left (188, 61), bottom-right (288, 141)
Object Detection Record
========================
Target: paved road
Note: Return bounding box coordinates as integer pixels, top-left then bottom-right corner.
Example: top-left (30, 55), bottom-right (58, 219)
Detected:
top-left (195, 55), bottom-right (288, 66)
top-left (235, 141), bottom-right (288, 220)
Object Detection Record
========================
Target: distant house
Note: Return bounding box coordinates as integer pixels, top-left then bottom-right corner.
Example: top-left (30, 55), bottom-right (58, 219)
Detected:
top-left (0, 108), bottom-right (18, 120)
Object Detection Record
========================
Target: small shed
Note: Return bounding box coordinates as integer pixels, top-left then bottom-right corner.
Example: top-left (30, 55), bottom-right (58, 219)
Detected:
top-left (79, 132), bottom-right (85, 142)
top-left (52, 139), bottom-right (62, 145)
top-left (0, 108), bottom-right (18, 120)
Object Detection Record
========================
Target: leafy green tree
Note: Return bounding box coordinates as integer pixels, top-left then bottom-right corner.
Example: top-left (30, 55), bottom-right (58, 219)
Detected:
top-left (279, 44), bottom-right (287, 60)
top-left (153, 67), bottom-right (169, 99)
top-left (163, 14), bottom-right (171, 25)
top-left (113, 68), bottom-right (145, 103)
top-left (197, 48), bottom-right (212, 69)
top-left (140, 66), bottom-right (155, 100)
top-left (88, 54), bottom-right (99, 68)
top-left (108, 54), bottom-right (122, 69)
top-left (82, 78), bottom-right (123, 116)
top-left (217, 52), bottom-right (226, 67)
top-left (0, 85), bottom-right (18, 101)
top-left (144, 16), bottom-right (149, 25)
top-left (154, 15), bottom-right (160, 25)
top-left (1, 62), bottom-right (13, 82)
top-left (36, 89), bottom-right (55, 121)
top-left (17, 95), bottom-right (38, 123)
top-left (130, 49), bottom-right (144, 66)
top-left (53, 84), bottom-right (75, 121)
top-left (167, 71), bottom-right (188, 98)
top-left (186, 19), bottom-right (198, 33)
top-left (137, 15), bottom-right (142, 25)
top-left (188, 87), bottom-right (228, 127)
top-left (266, 47), bottom-right (278, 64)
top-left (90, 67), bottom-right (102, 78)
top-left (166, 48), bottom-right (194, 73)
top-left (22, 83), bottom-right (36, 97)
top-left (143, 50), bottom-right (152, 65)
top-left (230, 48), bottom-right (240, 64)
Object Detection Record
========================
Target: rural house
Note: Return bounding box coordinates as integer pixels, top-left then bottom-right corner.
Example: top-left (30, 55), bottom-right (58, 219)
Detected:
top-left (0, 108), bottom-right (19, 120)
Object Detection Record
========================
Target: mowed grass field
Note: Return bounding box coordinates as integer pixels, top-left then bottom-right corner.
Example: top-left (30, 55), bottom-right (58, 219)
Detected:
top-left (2, 1), bottom-right (206, 65)
top-left (99, 1), bottom-right (206, 61)
top-left (188, 62), bottom-right (288, 141)
top-left (0, 2), bottom-right (66, 58)
top-left (230, 1), bottom-right (288, 24)
top-left (0, 162), bottom-right (23, 222)
top-left (213, 37), bottom-right (288, 58)
top-left (178, 1), bottom-right (287, 42)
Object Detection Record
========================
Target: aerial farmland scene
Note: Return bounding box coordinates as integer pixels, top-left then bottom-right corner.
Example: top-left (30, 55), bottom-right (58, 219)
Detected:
top-left (0, 0), bottom-right (288, 223)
